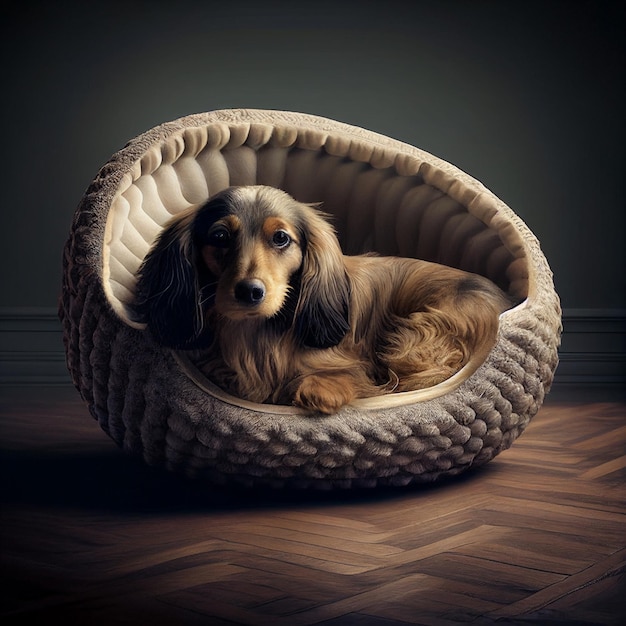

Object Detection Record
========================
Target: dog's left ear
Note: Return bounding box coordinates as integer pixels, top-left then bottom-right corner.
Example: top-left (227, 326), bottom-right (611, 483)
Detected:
top-left (293, 207), bottom-right (351, 348)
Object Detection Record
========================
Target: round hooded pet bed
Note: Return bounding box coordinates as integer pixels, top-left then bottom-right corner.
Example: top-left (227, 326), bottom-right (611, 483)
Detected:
top-left (60, 109), bottom-right (561, 488)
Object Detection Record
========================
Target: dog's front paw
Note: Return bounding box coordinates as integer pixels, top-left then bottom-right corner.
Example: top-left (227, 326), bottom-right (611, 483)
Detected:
top-left (294, 374), bottom-right (356, 415)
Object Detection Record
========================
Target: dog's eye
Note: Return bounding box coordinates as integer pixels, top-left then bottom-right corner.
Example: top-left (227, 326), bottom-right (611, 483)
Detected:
top-left (207, 226), bottom-right (231, 248)
top-left (272, 230), bottom-right (291, 249)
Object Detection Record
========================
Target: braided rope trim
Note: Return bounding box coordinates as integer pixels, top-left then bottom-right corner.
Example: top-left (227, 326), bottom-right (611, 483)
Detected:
top-left (59, 110), bottom-right (562, 488)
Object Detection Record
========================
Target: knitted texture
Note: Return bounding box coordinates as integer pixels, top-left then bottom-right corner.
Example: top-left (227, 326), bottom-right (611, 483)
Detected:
top-left (59, 110), bottom-right (561, 488)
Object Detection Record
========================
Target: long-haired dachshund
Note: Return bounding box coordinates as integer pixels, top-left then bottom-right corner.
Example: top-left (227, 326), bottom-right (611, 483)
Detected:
top-left (134, 185), bottom-right (512, 414)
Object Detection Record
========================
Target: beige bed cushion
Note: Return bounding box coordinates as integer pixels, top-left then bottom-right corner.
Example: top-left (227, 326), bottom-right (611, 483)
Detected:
top-left (103, 120), bottom-right (528, 333)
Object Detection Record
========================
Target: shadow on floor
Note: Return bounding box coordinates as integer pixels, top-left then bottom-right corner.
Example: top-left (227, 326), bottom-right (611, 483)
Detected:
top-left (0, 442), bottom-right (495, 516)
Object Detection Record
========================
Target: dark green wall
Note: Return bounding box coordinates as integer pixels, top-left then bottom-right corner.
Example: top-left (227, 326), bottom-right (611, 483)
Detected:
top-left (2, 0), bottom-right (624, 309)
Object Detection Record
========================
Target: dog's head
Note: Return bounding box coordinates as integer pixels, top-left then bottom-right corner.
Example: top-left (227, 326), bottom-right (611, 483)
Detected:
top-left (133, 186), bottom-right (350, 349)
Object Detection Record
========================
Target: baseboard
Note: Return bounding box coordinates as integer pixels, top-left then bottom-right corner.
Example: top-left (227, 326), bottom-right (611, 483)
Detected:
top-left (0, 307), bottom-right (624, 386)
top-left (554, 308), bottom-right (626, 387)
top-left (0, 308), bottom-right (70, 385)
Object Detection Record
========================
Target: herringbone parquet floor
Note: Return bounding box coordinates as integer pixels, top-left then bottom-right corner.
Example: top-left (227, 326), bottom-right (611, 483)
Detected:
top-left (1, 386), bottom-right (624, 625)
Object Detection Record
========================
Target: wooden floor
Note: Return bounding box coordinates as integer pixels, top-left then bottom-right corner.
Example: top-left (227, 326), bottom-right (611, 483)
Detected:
top-left (1, 385), bottom-right (624, 625)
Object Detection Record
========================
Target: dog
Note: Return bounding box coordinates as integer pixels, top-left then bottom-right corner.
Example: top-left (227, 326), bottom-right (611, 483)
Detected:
top-left (133, 185), bottom-right (512, 414)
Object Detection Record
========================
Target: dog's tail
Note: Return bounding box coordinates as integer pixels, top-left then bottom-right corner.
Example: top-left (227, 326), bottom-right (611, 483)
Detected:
top-left (381, 276), bottom-right (510, 391)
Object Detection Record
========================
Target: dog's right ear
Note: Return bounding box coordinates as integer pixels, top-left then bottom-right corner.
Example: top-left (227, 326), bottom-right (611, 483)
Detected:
top-left (132, 210), bottom-right (213, 349)
top-left (293, 206), bottom-right (351, 349)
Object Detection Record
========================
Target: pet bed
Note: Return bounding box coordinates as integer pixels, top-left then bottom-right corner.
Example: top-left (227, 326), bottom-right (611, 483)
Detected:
top-left (60, 109), bottom-right (561, 488)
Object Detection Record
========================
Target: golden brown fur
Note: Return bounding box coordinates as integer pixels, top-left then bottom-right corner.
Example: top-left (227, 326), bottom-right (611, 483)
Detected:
top-left (134, 186), bottom-right (512, 414)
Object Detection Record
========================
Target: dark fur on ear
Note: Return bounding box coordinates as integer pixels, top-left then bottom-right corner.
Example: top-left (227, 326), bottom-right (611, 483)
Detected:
top-left (133, 198), bottom-right (229, 349)
top-left (293, 208), bottom-right (351, 349)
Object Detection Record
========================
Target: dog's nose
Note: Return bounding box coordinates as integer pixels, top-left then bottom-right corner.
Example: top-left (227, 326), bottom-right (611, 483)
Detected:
top-left (234, 279), bottom-right (266, 306)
